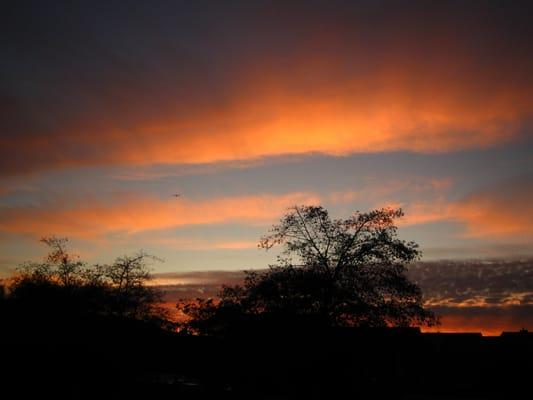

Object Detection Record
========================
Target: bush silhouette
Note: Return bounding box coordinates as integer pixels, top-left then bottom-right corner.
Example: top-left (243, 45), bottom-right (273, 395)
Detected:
top-left (4, 236), bottom-right (169, 326)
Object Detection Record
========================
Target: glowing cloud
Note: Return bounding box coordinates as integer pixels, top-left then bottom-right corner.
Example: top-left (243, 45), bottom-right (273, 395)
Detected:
top-left (0, 192), bottom-right (320, 238)
top-left (2, 2), bottom-right (532, 176)
top-left (402, 177), bottom-right (533, 238)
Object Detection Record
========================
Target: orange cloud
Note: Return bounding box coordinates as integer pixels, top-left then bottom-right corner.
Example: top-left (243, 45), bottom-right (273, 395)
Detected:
top-left (3, 2), bottom-right (533, 178)
top-left (401, 178), bottom-right (533, 238)
top-left (0, 192), bottom-right (320, 238)
top-left (132, 237), bottom-right (259, 251)
top-left (400, 201), bottom-right (452, 226)
top-left (2, 38), bottom-right (532, 177)
top-left (451, 185), bottom-right (533, 237)
top-left (44, 77), bottom-right (532, 167)
top-left (213, 241), bottom-right (259, 250)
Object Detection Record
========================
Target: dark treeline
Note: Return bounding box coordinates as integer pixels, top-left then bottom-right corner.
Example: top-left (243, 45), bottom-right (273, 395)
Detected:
top-left (0, 237), bottom-right (174, 398)
top-left (1, 207), bottom-right (531, 399)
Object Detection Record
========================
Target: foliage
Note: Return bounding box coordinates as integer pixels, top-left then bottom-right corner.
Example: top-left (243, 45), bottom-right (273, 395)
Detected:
top-left (179, 205), bottom-right (438, 334)
top-left (6, 237), bottom-right (169, 324)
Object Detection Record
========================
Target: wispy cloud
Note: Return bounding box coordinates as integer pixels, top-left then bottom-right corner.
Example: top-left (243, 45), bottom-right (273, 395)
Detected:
top-left (0, 192), bottom-right (320, 238)
top-left (401, 177), bottom-right (533, 238)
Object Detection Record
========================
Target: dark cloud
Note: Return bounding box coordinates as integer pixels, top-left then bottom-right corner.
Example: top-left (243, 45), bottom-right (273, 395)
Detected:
top-left (153, 270), bottom-right (252, 302)
top-left (156, 258), bottom-right (533, 333)
top-left (156, 259), bottom-right (533, 305)
top-left (154, 270), bottom-right (248, 286)
top-left (408, 259), bottom-right (533, 306)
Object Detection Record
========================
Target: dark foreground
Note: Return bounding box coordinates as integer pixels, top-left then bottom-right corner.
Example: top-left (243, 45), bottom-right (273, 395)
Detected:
top-left (1, 316), bottom-right (531, 400)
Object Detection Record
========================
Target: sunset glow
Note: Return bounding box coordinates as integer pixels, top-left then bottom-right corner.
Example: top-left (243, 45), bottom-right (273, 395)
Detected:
top-left (1, 1), bottom-right (532, 336)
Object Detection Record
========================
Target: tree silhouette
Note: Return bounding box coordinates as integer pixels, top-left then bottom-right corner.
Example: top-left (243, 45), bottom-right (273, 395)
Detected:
top-left (1, 238), bottom-right (174, 398)
top-left (105, 251), bottom-right (165, 320)
top-left (7, 237), bottom-right (168, 324)
top-left (180, 206), bottom-right (437, 334)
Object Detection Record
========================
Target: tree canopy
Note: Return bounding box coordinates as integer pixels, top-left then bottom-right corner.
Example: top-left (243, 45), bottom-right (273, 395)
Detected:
top-left (5, 237), bottom-right (168, 325)
top-left (179, 205), bottom-right (437, 335)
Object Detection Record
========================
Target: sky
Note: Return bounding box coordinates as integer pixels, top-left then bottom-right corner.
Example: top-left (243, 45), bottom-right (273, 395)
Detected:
top-left (1, 0), bottom-right (533, 279)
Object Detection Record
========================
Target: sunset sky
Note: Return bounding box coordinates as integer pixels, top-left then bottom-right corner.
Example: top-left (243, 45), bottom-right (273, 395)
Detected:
top-left (1, 0), bottom-right (533, 287)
